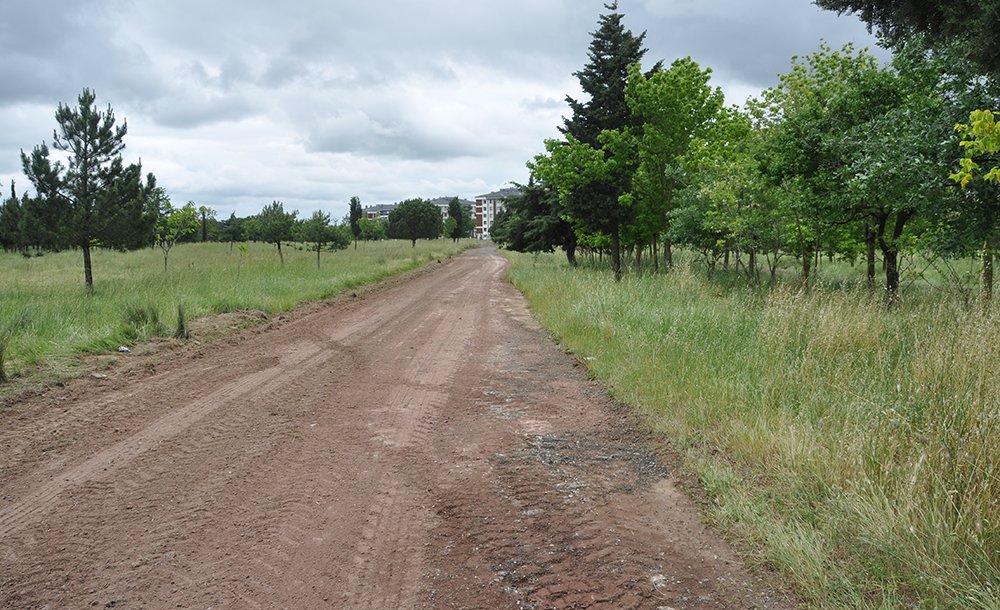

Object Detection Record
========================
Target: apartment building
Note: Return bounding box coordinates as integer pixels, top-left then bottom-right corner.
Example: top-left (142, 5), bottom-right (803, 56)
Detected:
top-left (474, 187), bottom-right (521, 239)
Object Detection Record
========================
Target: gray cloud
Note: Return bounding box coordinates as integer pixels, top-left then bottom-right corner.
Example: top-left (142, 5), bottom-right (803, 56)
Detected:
top-left (0, 0), bottom-right (883, 219)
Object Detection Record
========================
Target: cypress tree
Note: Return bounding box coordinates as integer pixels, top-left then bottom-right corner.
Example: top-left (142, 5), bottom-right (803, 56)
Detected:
top-left (561, 1), bottom-right (657, 280)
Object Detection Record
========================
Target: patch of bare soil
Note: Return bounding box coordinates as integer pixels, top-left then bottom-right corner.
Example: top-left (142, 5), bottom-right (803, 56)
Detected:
top-left (0, 247), bottom-right (794, 609)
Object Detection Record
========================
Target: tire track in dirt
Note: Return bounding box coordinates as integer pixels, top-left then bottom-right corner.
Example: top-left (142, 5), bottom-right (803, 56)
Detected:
top-left (0, 341), bottom-right (326, 538)
top-left (340, 260), bottom-right (491, 609)
top-left (0, 247), bottom-right (792, 609)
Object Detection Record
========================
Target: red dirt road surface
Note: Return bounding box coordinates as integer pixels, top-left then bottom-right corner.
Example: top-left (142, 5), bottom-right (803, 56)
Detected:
top-left (0, 247), bottom-right (792, 609)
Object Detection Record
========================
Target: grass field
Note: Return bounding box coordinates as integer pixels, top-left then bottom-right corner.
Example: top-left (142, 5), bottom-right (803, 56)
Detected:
top-left (0, 239), bottom-right (476, 393)
top-left (505, 251), bottom-right (999, 610)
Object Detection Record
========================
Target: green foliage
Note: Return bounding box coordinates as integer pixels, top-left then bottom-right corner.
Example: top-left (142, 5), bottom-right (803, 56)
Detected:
top-left (813, 0), bottom-right (1000, 77)
top-left (507, 249), bottom-right (1000, 609)
top-left (0, 182), bottom-right (24, 254)
top-left (195, 205), bottom-right (217, 242)
top-left (953, 109), bottom-right (1000, 187)
top-left (491, 178), bottom-right (578, 266)
top-left (154, 198), bottom-right (199, 271)
top-left (446, 197), bottom-right (474, 241)
top-left (218, 212), bottom-right (245, 246)
top-left (0, 240), bottom-right (474, 391)
top-left (562, 0), bottom-right (656, 146)
top-left (358, 216), bottom-right (386, 241)
top-left (554, 0), bottom-right (655, 281)
top-left (248, 200), bottom-right (298, 265)
top-left (294, 210), bottom-right (350, 268)
top-left (19, 88), bottom-right (158, 291)
top-left (349, 195), bottom-right (363, 247)
top-left (0, 308), bottom-right (31, 383)
top-left (625, 58), bottom-right (725, 264)
top-left (386, 198), bottom-right (443, 246)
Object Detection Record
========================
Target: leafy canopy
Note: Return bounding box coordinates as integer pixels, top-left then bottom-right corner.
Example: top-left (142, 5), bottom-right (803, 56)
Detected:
top-left (386, 198), bottom-right (442, 246)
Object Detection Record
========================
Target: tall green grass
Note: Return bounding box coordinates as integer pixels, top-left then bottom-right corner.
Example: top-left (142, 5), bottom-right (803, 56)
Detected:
top-left (506, 251), bottom-right (999, 609)
top-left (0, 240), bottom-right (475, 384)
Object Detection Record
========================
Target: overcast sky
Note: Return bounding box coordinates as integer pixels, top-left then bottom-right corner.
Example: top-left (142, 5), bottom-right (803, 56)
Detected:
top-left (0, 0), bottom-right (886, 220)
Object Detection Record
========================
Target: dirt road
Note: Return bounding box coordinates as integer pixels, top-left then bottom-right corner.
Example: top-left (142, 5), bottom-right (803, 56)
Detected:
top-left (0, 247), bottom-right (790, 609)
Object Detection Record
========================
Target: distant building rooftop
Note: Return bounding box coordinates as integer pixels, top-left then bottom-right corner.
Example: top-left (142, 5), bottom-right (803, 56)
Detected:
top-left (476, 187), bottom-right (522, 200)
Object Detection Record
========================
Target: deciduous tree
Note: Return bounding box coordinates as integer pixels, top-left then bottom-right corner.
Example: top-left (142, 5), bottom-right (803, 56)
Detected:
top-left (386, 198), bottom-right (442, 247)
top-left (358, 216), bottom-right (386, 241)
top-left (625, 58), bottom-right (724, 269)
top-left (155, 198), bottom-right (199, 271)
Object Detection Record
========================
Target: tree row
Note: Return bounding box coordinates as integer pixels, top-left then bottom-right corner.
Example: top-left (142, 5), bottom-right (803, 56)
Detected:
top-left (493, 1), bottom-right (1000, 303)
top-left (0, 89), bottom-right (475, 290)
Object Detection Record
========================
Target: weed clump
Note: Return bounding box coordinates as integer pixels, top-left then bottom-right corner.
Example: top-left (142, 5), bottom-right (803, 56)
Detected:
top-left (174, 303), bottom-right (189, 340)
top-left (121, 303), bottom-right (165, 342)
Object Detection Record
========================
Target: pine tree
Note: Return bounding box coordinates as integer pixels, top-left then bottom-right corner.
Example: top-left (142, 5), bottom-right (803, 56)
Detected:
top-left (20, 88), bottom-right (156, 291)
top-left (249, 201), bottom-right (297, 266)
top-left (491, 178), bottom-right (578, 266)
top-left (0, 182), bottom-right (23, 253)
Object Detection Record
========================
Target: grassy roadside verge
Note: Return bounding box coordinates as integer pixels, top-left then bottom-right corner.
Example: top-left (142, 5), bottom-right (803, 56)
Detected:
top-left (504, 251), bottom-right (999, 609)
top-left (0, 239), bottom-right (477, 399)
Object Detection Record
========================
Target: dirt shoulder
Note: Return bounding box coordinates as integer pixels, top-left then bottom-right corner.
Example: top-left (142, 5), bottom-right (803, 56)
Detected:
top-left (0, 246), bottom-right (793, 609)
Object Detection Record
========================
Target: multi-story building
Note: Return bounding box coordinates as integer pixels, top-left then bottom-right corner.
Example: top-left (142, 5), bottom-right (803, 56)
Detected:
top-left (362, 204), bottom-right (396, 220)
top-left (474, 187), bottom-right (521, 239)
top-left (428, 197), bottom-right (475, 222)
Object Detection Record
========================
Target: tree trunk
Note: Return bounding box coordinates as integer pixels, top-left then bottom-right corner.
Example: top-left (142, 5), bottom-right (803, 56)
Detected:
top-left (564, 231), bottom-right (578, 267)
top-left (983, 238), bottom-right (995, 305)
top-left (316, 245), bottom-right (321, 269)
top-left (611, 227), bottom-right (622, 282)
top-left (884, 248), bottom-right (900, 304)
top-left (276, 241), bottom-right (284, 266)
top-left (878, 210), bottom-right (913, 306)
top-left (83, 241), bottom-right (94, 293)
top-left (801, 246), bottom-right (812, 288)
top-left (865, 224), bottom-right (876, 291)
